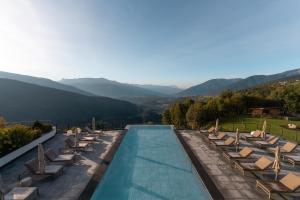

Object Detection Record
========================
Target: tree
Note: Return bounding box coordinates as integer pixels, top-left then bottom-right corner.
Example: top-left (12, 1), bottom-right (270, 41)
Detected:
top-left (162, 110), bottom-right (172, 125)
top-left (171, 102), bottom-right (187, 128)
top-left (0, 116), bottom-right (6, 128)
top-left (186, 102), bottom-right (207, 129)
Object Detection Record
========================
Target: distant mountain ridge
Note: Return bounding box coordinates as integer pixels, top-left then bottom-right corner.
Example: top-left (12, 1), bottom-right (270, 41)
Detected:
top-left (0, 78), bottom-right (140, 124)
top-left (176, 78), bottom-right (241, 96)
top-left (60, 78), bottom-right (166, 99)
top-left (0, 71), bottom-right (93, 96)
top-left (177, 68), bottom-right (300, 97)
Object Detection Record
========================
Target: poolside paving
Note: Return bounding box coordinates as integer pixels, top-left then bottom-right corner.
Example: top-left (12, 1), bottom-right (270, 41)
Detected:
top-left (179, 130), bottom-right (300, 200)
top-left (0, 130), bottom-right (121, 200)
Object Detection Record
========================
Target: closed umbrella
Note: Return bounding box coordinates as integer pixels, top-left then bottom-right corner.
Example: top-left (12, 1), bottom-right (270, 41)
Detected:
top-left (235, 128), bottom-right (240, 152)
top-left (261, 120), bottom-right (267, 140)
top-left (215, 118), bottom-right (219, 134)
top-left (37, 144), bottom-right (45, 174)
top-left (272, 146), bottom-right (281, 181)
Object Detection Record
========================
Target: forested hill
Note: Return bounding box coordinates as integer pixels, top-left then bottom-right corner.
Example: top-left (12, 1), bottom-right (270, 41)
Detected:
top-left (0, 78), bottom-right (141, 124)
top-left (163, 79), bottom-right (300, 129)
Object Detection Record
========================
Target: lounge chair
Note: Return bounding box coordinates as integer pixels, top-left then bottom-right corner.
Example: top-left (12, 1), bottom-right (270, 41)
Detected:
top-left (45, 149), bottom-right (75, 165)
top-left (80, 135), bottom-right (97, 142)
top-left (65, 138), bottom-right (89, 151)
top-left (256, 173), bottom-right (300, 199)
top-left (223, 147), bottom-right (253, 162)
top-left (241, 130), bottom-right (263, 141)
top-left (267, 141), bottom-right (297, 155)
top-left (283, 155), bottom-right (300, 167)
top-left (85, 126), bottom-right (102, 135)
top-left (234, 156), bottom-right (273, 175)
top-left (200, 126), bottom-right (215, 134)
top-left (25, 159), bottom-right (63, 177)
top-left (0, 175), bottom-right (39, 200)
top-left (253, 136), bottom-right (279, 149)
top-left (212, 137), bottom-right (235, 148)
top-left (207, 132), bottom-right (226, 141)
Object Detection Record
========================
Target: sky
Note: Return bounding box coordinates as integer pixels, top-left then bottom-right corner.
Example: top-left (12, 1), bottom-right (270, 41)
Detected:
top-left (0, 0), bottom-right (300, 88)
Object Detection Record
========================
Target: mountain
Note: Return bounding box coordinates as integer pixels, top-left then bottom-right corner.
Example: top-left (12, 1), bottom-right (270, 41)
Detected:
top-left (176, 78), bottom-right (241, 96)
top-left (0, 78), bottom-right (141, 124)
top-left (60, 78), bottom-right (165, 99)
top-left (0, 71), bottom-right (93, 96)
top-left (224, 68), bottom-right (300, 91)
top-left (177, 68), bottom-right (300, 97)
top-left (134, 84), bottom-right (182, 95)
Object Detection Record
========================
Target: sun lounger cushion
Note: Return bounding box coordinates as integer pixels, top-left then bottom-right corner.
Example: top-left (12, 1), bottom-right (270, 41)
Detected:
top-left (280, 173), bottom-right (300, 191)
top-left (45, 165), bottom-right (63, 174)
top-left (239, 147), bottom-right (253, 157)
top-left (207, 127), bottom-right (215, 133)
top-left (225, 137), bottom-right (235, 145)
top-left (214, 137), bottom-right (235, 146)
top-left (46, 149), bottom-right (74, 162)
top-left (282, 142), bottom-right (297, 152)
top-left (208, 132), bottom-right (225, 140)
top-left (53, 154), bottom-right (74, 162)
top-left (255, 156), bottom-right (273, 170)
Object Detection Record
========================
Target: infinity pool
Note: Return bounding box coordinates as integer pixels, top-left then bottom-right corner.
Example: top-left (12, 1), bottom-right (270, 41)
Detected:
top-left (91, 125), bottom-right (211, 200)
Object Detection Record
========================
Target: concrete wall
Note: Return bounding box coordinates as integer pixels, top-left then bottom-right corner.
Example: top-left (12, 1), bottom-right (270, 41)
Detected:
top-left (0, 127), bottom-right (56, 168)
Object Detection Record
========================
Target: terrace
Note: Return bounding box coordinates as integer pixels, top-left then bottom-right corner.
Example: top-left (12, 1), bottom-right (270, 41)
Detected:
top-left (0, 129), bottom-right (121, 200)
top-left (1, 125), bottom-right (300, 200)
top-left (179, 130), bottom-right (300, 200)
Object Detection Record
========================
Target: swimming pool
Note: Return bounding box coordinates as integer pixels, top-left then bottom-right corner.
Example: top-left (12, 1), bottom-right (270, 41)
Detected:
top-left (91, 125), bottom-right (212, 200)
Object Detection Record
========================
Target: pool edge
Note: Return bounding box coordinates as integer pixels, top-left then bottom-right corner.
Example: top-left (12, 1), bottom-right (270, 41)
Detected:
top-left (78, 130), bottom-right (128, 200)
top-left (174, 129), bottom-right (225, 200)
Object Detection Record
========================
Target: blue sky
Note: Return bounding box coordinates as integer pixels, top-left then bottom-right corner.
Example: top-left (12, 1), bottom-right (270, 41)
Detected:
top-left (0, 0), bottom-right (300, 88)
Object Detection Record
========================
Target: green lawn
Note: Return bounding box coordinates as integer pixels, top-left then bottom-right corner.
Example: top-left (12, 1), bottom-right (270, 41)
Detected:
top-left (219, 117), bottom-right (300, 143)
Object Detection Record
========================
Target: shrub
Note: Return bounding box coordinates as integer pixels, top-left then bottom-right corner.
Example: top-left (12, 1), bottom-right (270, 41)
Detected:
top-left (32, 121), bottom-right (53, 133)
top-left (0, 124), bottom-right (42, 157)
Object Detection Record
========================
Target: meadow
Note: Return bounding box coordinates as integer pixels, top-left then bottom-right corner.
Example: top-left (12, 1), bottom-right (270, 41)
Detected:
top-left (219, 117), bottom-right (300, 143)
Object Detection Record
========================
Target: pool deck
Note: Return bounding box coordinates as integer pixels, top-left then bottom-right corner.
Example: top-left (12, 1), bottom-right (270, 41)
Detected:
top-left (179, 130), bottom-right (300, 200)
top-left (0, 130), bottom-right (121, 200)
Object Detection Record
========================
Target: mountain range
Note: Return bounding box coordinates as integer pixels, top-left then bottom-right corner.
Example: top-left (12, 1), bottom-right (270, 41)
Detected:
top-left (0, 78), bottom-right (141, 124)
top-left (0, 71), bottom-right (92, 96)
top-left (0, 69), bottom-right (299, 100)
top-left (60, 78), bottom-right (179, 99)
top-left (177, 68), bottom-right (300, 97)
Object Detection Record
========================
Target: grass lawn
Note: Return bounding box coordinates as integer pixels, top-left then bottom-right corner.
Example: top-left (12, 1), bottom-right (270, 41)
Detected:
top-left (219, 116), bottom-right (300, 143)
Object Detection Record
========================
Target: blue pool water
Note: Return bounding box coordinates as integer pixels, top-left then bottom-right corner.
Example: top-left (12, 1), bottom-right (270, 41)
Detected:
top-left (91, 125), bottom-right (211, 200)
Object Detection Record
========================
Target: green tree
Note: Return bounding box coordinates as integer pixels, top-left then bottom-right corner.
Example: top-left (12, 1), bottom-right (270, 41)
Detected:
top-left (0, 116), bottom-right (6, 128)
top-left (162, 110), bottom-right (172, 125)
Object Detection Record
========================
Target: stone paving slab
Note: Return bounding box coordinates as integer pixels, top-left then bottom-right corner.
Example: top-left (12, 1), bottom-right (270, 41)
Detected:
top-left (179, 130), bottom-right (300, 200)
top-left (0, 130), bottom-right (121, 200)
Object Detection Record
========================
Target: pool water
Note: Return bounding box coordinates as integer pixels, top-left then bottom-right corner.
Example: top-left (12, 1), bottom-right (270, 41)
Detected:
top-left (91, 125), bottom-right (211, 200)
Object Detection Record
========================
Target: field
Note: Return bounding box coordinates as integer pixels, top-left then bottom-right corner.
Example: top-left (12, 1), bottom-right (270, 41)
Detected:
top-left (219, 117), bottom-right (300, 143)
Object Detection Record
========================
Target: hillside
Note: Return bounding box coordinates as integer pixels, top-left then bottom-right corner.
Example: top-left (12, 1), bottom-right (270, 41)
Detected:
top-left (176, 78), bottom-right (241, 96)
top-left (177, 68), bottom-right (300, 97)
top-left (60, 78), bottom-right (165, 99)
top-left (0, 71), bottom-right (93, 96)
top-left (0, 78), bottom-right (141, 124)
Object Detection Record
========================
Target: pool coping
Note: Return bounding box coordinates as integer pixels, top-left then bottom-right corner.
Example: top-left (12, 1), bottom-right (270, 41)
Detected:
top-left (174, 129), bottom-right (225, 200)
top-left (78, 130), bottom-right (127, 200)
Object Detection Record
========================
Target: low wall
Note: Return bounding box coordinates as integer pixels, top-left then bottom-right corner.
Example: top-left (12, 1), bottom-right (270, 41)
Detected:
top-left (0, 127), bottom-right (56, 168)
